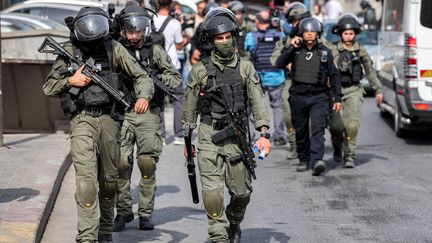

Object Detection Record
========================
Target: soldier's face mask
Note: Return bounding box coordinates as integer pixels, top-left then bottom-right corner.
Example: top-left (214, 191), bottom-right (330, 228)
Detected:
top-left (213, 33), bottom-right (234, 57)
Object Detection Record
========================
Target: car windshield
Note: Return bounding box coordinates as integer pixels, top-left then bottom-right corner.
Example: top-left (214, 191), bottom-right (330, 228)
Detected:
top-left (323, 22), bottom-right (378, 45)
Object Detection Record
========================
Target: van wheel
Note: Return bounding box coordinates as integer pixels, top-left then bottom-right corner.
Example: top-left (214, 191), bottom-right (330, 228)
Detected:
top-left (394, 103), bottom-right (407, 138)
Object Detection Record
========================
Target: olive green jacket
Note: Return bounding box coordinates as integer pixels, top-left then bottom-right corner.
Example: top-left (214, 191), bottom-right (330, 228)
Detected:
top-left (183, 54), bottom-right (269, 131)
top-left (331, 41), bottom-right (382, 94)
top-left (128, 43), bottom-right (182, 90)
top-left (43, 39), bottom-right (154, 100)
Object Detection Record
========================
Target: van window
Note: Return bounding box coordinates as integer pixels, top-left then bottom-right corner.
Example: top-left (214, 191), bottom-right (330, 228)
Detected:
top-left (382, 0), bottom-right (404, 31)
top-left (420, 0), bottom-right (432, 29)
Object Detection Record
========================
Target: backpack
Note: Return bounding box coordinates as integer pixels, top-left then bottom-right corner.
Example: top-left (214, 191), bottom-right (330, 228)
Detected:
top-left (151, 15), bottom-right (173, 50)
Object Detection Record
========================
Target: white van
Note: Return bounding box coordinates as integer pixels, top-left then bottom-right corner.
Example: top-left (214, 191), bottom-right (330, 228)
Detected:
top-left (378, 0), bottom-right (432, 137)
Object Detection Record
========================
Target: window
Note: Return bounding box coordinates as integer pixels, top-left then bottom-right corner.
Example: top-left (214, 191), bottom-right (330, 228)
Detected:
top-left (14, 7), bottom-right (43, 17)
top-left (45, 8), bottom-right (77, 24)
top-left (420, 0), bottom-right (432, 29)
top-left (382, 0), bottom-right (404, 31)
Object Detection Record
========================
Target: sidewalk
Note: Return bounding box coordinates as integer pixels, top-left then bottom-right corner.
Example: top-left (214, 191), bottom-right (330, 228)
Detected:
top-left (0, 133), bottom-right (71, 243)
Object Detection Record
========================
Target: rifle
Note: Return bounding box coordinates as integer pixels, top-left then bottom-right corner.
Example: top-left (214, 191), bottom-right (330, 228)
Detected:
top-left (137, 58), bottom-right (180, 101)
top-left (38, 36), bottom-right (131, 110)
top-left (183, 123), bottom-right (200, 204)
top-left (209, 85), bottom-right (257, 180)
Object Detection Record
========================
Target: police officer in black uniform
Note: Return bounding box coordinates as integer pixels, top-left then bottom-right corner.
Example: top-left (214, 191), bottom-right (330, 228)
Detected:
top-left (275, 17), bottom-right (342, 176)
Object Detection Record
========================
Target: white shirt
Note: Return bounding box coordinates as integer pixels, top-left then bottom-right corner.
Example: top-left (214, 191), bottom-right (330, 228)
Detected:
top-left (323, 0), bottom-right (343, 20)
top-left (153, 15), bottom-right (183, 69)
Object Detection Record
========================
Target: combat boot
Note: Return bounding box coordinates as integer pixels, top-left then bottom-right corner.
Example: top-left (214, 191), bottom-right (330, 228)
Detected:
top-left (312, 160), bottom-right (326, 176)
top-left (296, 161), bottom-right (308, 172)
top-left (113, 214), bottom-right (134, 232)
top-left (228, 224), bottom-right (241, 243)
top-left (138, 217), bottom-right (154, 230)
top-left (97, 234), bottom-right (113, 243)
top-left (287, 142), bottom-right (297, 160)
top-left (344, 158), bottom-right (355, 169)
top-left (333, 147), bottom-right (342, 163)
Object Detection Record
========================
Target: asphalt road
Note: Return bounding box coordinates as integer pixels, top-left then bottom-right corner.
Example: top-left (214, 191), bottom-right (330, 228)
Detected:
top-left (41, 98), bottom-right (432, 243)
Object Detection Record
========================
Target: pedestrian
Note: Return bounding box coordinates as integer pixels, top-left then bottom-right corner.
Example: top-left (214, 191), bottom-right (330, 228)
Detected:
top-left (323, 0), bottom-right (343, 20)
top-left (270, 2), bottom-right (312, 159)
top-left (312, 3), bottom-right (324, 22)
top-left (360, 0), bottom-right (377, 30)
top-left (189, 2), bottom-right (220, 65)
top-left (228, 0), bottom-right (255, 58)
top-left (245, 10), bottom-right (287, 145)
top-left (182, 7), bottom-right (271, 243)
top-left (112, 6), bottom-right (182, 232)
top-left (42, 6), bottom-right (154, 243)
top-left (329, 14), bottom-right (383, 168)
top-left (275, 17), bottom-right (342, 176)
top-left (154, 0), bottom-right (188, 145)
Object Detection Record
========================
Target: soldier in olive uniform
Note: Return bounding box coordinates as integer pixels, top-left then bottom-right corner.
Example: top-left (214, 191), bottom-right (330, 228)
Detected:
top-left (112, 6), bottom-right (182, 232)
top-left (182, 8), bottom-right (271, 243)
top-left (42, 7), bottom-right (154, 243)
top-left (329, 14), bottom-right (383, 168)
top-left (270, 2), bottom-right (311, 158)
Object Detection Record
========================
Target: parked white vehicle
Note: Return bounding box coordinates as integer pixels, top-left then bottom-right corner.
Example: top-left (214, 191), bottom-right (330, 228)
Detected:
top-left (377, 0), bottom-right (432, 137)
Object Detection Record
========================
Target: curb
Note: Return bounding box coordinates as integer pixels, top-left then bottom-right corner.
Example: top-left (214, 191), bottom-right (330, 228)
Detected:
top-left (35, 153), bottom-right (72, 243)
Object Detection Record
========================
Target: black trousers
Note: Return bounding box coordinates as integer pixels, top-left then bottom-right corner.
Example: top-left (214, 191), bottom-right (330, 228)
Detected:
top-left (289, 92), bottom-right (329, 166)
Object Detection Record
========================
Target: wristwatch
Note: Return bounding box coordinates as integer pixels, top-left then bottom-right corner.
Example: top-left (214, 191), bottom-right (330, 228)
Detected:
top-left (260, 131), bottom-right (271, 139)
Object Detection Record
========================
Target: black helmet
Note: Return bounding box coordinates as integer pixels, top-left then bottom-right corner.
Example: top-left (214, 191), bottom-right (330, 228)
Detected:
top-left (332, 14), bottom-right (362, 35)
top-left (286, 2), bottom-right (311, 23)
top-left (360, 0), bottom-right (371, 10)
top-left (73, 7), bottom-right (110, 41)
top-left (298, 17), bottom-right (323, 36)
top-left (203, 3), bottom-right (219, 16)
top-left (228, 1), bottom-right (245, 14)
top-left (202, 7), bottom-right (239, 39)
top-left (119, 6), bottom-right (151, 36)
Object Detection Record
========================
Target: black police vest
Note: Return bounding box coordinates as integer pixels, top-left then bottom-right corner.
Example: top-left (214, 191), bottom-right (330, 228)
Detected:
top-left (123, 38), bottom-right (165, 110)
top-left (337, 49), bottom-right (363, 86)
top-left (292, 45), bottom-right (328, 85)
top-left (60, 38), bottom-right (125, 119)
top-left (251, 29), bottom-right (280, 72)
top-left (198, 57), bottom-right (247, 121)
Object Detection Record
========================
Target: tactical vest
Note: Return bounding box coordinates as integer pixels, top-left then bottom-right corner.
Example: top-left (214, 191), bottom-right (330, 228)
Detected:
top-left (60, 38), bottom-right (125, 120)
top-left (292, 44), bottom-right (328, 85)
top-left (198, 57), bottom-right (247, 128)
top-left (251, 29), bottom-right (280, 72)
top-left (123, 38), bottom-right (166, 111)
top-left (337, 49), bottom-right (363, 86)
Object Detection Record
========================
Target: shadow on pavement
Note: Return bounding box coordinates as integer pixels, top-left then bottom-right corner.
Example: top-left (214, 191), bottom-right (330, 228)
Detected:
top-left (3, 134), bottom-right (51, 147)
top-left (113, 227), bottom-right (188, 243)
top-left (153, 206), bottom-right (204, 226)
top-left (131, 185), bottom-right (181, 205)
top-left (241, 227), bottom-right (290, 242)
top-left (0, 187), bottom-right (40, 203)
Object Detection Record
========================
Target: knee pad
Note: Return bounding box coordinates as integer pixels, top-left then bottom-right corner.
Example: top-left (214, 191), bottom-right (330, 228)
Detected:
top-left (203, 189), bottom-right (224, 219)
top-left (230, 194), bottom-right (250, 210)
top-left (100, 179), bottom-right (117, 201)
top-left (76, 179), bottom-right (98, 208)
top-left (137, 155), bottom-right (155, 181)
top-left (345, 121), bottom-right (359, 141)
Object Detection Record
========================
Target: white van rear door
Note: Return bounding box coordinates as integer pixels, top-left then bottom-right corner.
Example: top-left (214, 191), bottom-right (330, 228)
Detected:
top-left (416, 0), bottom-right (432, 101)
